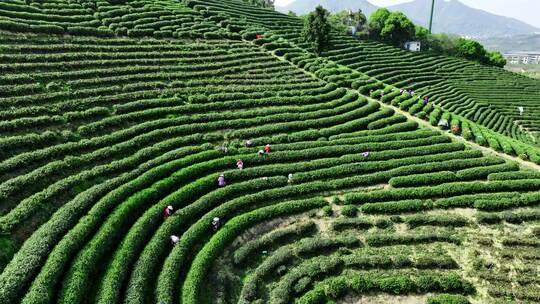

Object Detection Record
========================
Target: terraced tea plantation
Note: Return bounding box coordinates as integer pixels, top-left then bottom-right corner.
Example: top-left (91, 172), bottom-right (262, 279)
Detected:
top-left (320, 35), bottom-right (540, 146)
top-left (0, 0), bottom-right (540, 304)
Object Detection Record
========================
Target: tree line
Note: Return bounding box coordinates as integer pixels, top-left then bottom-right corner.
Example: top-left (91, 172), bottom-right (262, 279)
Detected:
top-left (299, 6), bottom-right (506, 67)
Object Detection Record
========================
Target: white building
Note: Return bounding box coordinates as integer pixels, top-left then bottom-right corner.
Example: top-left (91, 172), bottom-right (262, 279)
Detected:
top-left (504, 52), bottom-right (540, 65)
top-left (404, 41), bottom-right (421, 52)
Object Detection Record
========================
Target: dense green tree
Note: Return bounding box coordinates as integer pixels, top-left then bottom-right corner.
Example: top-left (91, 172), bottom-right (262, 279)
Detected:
top-left (380, 11), bottom-right (416, 46)
top-left (302, 5), bottom-right (331, 54)
top-left (488, 51), bottom-right (507, 67)
top-left (368, 8), bottom-right (390, 38)
top-left (456, 38), bottom-right (488, 63)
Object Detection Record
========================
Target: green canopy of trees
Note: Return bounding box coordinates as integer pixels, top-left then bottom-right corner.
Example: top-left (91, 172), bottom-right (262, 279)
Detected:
top-left (300, 6), bottom-right (506, 68)
top-left (488, 51), bottom-right (506, 68)
top-left (456, 38), bottom-right (486, 61)
top-left (365, 8), bottom-right (505, 67)
top-left (416, 34), bottom-right (506, 67)
top-left (380, 11), bottom-right (416, 46)
top-left (455, 38), bottom-right (506, 67)
top-left (367, 9), bottom-right (416, 46)
top-left (368, 8), bottom-right (391, 38)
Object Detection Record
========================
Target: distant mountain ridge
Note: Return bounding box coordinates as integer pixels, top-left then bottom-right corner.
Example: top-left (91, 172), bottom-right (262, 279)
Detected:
top-left (389, 0), bottom-right (539, 38)
top-left (277, 0), bottom-right (539, 39)
top-left (275, 0), bottom-right (378, 18)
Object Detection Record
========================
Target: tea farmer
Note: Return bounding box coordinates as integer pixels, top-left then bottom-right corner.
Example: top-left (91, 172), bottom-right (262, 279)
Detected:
top-left (217, 174), bottom-right (226, 187)
top-left (163, 205), bottom-right (173, 218)
top-left (212, 217), bottom-right (221, 231)
top-left (236, 159), bottom-right (244, 170)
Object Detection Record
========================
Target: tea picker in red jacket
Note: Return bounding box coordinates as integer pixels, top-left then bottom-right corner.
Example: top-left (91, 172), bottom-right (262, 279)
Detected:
top-left (163, 205), bottom-right (173, 218)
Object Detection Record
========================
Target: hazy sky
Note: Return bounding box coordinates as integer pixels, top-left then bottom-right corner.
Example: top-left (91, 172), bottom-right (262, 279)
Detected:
top-left (275, 0), bottom-right (540, 28)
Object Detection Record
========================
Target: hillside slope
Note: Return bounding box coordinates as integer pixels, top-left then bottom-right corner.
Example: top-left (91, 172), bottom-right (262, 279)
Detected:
top-left (205, 0), bottom-right (540, 151)
top-left (389, 0), bottom-right (539, 38)
top-left (0, 1), bottom-right (540, 304)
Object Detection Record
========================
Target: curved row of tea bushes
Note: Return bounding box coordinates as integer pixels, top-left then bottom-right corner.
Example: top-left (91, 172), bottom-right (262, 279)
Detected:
top-left (0, 0), bottom-right (231, 39)
top-left (297, 271), bottom-right (473, 304)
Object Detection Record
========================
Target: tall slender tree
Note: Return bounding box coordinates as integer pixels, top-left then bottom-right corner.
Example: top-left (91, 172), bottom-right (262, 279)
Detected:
top-left (302, 5), bottom-right (331, 54)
